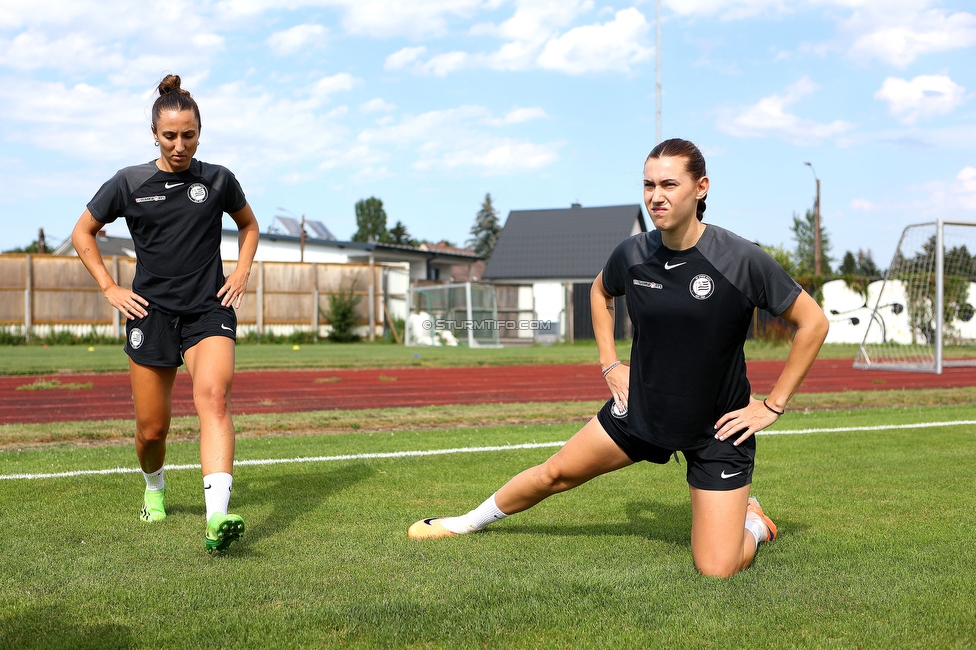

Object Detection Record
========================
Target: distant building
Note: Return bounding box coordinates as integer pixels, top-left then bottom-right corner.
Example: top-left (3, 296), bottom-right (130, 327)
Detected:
top-left (483, 203), bottom-right (645, 341)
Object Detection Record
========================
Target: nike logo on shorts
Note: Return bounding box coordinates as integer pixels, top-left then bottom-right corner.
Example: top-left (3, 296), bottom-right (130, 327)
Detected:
top-left (721, 470), bottom-right (743, 479)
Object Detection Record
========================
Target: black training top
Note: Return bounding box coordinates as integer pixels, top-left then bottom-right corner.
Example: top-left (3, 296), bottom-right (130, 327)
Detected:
top-left (602, 224), bottom-right (802, 449)
top-left (87, 159), bottom-right (247, 315)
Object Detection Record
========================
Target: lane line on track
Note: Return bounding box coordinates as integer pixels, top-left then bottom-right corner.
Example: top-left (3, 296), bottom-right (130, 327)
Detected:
top-left (2, 420), bottom-right (974, 481)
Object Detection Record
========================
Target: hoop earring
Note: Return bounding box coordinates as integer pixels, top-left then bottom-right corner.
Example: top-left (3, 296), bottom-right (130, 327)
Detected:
top-left (154, 141), bottom-right (159, 147)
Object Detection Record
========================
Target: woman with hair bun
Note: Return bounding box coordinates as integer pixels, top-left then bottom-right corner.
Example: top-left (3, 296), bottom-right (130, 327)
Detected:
top-left (72, 74), bottom-right (259, 554)
top-left (409, 138), bottom-right (829, 577)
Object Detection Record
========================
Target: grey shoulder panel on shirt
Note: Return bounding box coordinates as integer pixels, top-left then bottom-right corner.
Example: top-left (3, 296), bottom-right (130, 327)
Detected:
top-left (696, 224), bottom-right (802, 315)
top-left (118, 161), bottom-right (161, 194)
top-left (191, 159), bottom-right (247, 213)
top-left (602, 231), bottom-right (664, 296)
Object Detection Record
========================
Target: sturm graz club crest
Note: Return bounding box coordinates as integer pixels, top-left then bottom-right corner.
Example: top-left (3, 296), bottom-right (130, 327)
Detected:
top-left (610, 401), bottom-right (628, 419)
top-left (689, 274), bottom-right (715, 300)
top-left (187, 183), bottom-right (208, 203)
top-left (129, 328), bottom-right (145, 349)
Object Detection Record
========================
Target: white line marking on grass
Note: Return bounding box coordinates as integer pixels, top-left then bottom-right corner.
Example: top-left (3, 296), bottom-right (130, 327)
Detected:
top-left (0, 442), bottom-right (565, 481)
top-left (2, 420), bottom-right (974, 481)
top-left (761, 419), bottom-right (976, 436)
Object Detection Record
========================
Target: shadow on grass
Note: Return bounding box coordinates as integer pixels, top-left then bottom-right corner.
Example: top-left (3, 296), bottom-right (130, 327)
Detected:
top-left (489, 499), bottom-right (692, 546)
top-left (0, 604), bottom-right (133, 649)
top-left (232, 463), bottom-right (373, 549)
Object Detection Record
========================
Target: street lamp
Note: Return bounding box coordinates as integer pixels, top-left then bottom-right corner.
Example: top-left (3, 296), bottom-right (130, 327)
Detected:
top-left (804, 162), bottom-right (822, 276)
top-left (655, 0), bottom-right (662, 144)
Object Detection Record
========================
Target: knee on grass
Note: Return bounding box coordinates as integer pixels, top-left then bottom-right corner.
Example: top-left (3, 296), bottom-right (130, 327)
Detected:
top-left (693, 554), bottom-right (747, 578)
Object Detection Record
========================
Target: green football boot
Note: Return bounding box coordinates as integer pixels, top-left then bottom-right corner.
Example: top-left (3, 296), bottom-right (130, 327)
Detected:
top-left (205, 512), bottom-right (246, 554)
top-left (140, 488), bottom-right (166, 522)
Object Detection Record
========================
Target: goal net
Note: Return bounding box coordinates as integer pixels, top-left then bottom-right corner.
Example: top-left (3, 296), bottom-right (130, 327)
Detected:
top-left (854, 220), bottom-right (976, 373)
top-left (405, 282), bottom-right (501, 347)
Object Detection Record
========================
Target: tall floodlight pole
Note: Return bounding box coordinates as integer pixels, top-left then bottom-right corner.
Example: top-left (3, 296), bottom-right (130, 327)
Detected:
top-left (655, 0), bottom-right (662, 143)
top-left (804, 162), bottom-right (822, 276)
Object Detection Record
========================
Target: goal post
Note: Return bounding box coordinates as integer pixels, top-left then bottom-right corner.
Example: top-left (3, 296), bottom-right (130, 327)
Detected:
top-left (404, 281), bottom-right (502, 348)
top-left (854, 219), bottom-right (976, 373)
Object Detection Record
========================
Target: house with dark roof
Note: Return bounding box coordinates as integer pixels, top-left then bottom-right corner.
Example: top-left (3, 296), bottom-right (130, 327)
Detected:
top-left (483, 203), bottom-right (645, 342)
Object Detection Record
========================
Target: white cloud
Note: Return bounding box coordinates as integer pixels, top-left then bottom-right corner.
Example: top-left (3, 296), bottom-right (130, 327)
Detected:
top-left (360, 98), bottom-right (396, 113)
top-left (663, 0), bottom-right (790, 20)
top-left (310, 73), bottom-right (360, 100)
top-left (717, 77), bottom-right (855, 145)
top-left (845, 7), bottom-right (976, 67)
top-left (384, 5), bottom-right (652, 76)
top-left (0, 80), bottom-right (149, 161)
top-left (356, 105), bottom-right (561, 174)
top-left (267, 23), bottom-right (327, 56)
top-left (955, 166), bottom-right (976, 210)
top-left (489, 107), bottom-right (548, 125)
top-left (483, 0), bottom-right (593, 41)
top-left (331, 0), bottom-right (483, 38)
top-left (875, 74), bottom-right (967, 124)
top-left (906, 169), bottom-right (976, 217)
top-left (850, 198), bottom-right (881, 211)
top-left (536, 8), bottom-right (652, 74)
top-left (384, 46), bottom-right (427, 70)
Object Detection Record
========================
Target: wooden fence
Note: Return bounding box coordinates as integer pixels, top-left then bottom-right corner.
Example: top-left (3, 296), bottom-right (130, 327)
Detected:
top-left (0, 255), bottom-right (407, 341)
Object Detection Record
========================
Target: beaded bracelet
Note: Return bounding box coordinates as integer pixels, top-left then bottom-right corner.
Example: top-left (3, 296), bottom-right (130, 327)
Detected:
top-left (763, 399), bottom-right (785, 416)
top-left (602, 361), bottom-right (622, 378)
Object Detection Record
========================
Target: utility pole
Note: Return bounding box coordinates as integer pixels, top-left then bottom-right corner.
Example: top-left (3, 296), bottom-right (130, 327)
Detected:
top-left (300, 214), bottom-right (306, 263)
top-left (804, 162), bottom-right (822, 276)
top-left (655, 0), bottom-right (662, 144)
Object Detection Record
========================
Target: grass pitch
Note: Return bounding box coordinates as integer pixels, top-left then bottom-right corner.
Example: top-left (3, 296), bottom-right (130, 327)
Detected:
top-left (2, 404), bottom-right (975, 648)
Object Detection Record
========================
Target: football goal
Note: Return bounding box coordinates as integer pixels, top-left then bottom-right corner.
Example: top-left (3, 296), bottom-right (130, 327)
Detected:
top-left (854, 219), bottom-right (976, 373)
top-left (405, 282), bottom-right (501, 348)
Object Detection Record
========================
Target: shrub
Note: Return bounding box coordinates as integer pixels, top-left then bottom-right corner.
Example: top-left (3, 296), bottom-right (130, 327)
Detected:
top-left (323, 280), bottom-right (363, 343)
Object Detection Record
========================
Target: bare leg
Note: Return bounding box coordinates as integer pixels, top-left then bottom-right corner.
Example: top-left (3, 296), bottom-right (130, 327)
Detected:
top-left (130, 360), bottom-right (178, 473)
top-left (494, 416), bottom-right (634, 514)
top-left (183, 336), bottom-right (236, 475)
top-left (689, 484), bottom-right (756, 578)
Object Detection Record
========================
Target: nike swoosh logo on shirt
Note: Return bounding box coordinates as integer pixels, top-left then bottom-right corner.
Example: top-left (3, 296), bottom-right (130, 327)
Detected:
top-left (165, 182), bottom-right (184, 189)
top-left (664, 261), bottom-right (686, 270)
top-left (221, 324), bottom-right (234, 331)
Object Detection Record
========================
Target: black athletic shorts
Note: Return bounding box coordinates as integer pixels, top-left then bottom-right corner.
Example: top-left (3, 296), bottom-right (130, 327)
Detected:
top-left (124, 305), bottom-right (237, 368)
top-left (596, 398), bottom-right (755, 491)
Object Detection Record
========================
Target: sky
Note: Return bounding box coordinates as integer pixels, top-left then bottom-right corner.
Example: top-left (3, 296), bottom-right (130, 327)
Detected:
top-left (1, 0), bottom-right (975, 269)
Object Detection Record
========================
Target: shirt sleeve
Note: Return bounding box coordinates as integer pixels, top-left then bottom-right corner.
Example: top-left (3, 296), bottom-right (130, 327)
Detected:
top-left (86, 170), bottom-right (129, 224)
top-left (219, 169), bottom-right (247, 214)
top-left (601, 238), bottom-right (632, 297)
top-left (750, 246), bottom-right (803, 316)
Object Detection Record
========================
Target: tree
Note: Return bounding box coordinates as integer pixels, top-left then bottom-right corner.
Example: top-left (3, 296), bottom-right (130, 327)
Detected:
top-left (467, 193), bottom-right (501, 257)
top-left (3, 240), bottom-right (41, 254)
top-left (840, 249), bottom-right (881, 277)
top-left (388, 220), bottom-right (418, 246)
top-left (856, 249), bottom-right (881, 277)
top-left (790, 209), bottom-right (833, 276)
top-left (759, 243), bottom-right (797, 277)
top-left (839, 251), bottom-right (858, 276)
top-left (352, 197), bottom-right (388, 243)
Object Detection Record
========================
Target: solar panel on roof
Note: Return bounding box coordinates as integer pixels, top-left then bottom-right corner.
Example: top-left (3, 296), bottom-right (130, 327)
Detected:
top-left (305, 220), bottom-right (335, 240)
top-left (271, 216), bottom-right (304, 236)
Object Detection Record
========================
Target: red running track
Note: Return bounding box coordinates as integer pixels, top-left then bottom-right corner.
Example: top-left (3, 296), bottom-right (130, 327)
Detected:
top-left (1, 359), bottom-right (974, 425)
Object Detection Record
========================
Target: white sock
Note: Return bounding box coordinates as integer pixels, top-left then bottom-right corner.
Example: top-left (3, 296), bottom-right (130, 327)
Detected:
top-left (441, 493), bottom-right (509, 534)
top-left (143, 468), bottom-right (165, 492)
top-left (204, 472), bottom-right (233, 521)
top-left (744, 517), bottom-right (768, 548)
